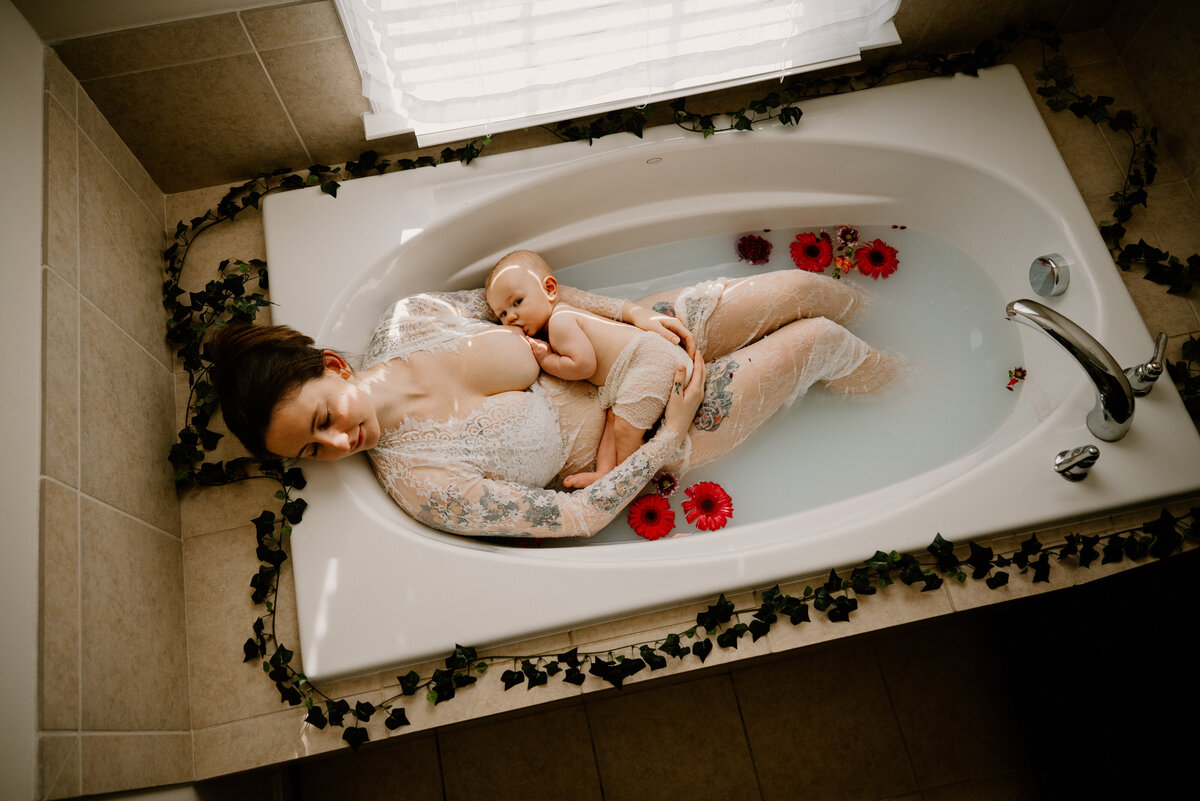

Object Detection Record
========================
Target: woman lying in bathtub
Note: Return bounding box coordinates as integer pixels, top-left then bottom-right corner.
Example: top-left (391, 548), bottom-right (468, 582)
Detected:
top-left (208, 270), bottom-right (897, 538)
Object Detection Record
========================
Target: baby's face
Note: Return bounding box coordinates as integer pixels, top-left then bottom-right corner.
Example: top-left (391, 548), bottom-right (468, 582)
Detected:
top-left (486, 264), bottom-right (554, 336)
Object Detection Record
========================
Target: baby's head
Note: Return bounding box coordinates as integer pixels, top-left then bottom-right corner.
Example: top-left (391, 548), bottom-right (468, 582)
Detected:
top-left (485, 250), bottom-right (559, 336)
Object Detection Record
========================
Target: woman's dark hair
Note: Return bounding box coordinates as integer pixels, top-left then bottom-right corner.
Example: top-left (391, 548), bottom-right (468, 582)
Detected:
top-left (207, 323), bottom-right (327, 458)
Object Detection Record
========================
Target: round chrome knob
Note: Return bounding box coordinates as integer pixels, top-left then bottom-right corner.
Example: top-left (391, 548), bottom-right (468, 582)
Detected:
top-left (1029, 253), bottom-right (1070, 297)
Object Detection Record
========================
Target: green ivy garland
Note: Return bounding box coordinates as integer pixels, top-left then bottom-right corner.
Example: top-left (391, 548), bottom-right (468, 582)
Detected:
top-left (162, 22), bottom-right (1200, 752)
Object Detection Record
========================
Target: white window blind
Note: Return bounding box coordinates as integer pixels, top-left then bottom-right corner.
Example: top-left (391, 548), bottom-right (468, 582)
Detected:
top-left (336, 0), bottom-right (902, 146)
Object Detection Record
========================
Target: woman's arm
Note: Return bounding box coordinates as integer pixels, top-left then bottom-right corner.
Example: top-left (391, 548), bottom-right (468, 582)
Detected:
top-left (372, 427), bottom-right (685, 537)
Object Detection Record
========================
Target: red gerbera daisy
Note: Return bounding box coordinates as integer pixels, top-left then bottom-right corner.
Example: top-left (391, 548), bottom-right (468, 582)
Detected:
top-left (789, 232), bottom-right (833, 272)
top-left (681, 481), bottom-right (734, 531)
top-left (854, 238), bottom-right (899, 279)
top-left (628, 494), bottom-right (675, 540)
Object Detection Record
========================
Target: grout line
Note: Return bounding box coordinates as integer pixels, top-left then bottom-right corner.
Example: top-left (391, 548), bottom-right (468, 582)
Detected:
top-left (869, 637), bottom-right (922, 794)
top-left (726, 672), bottom-right (767, 801)
top-left (73, 88), bottom-right (84, 766)
top-left (74, 478), bottom-right (181, 542)
top-left (236, 12), bottom-right (313, 165)
top-left (580, 698), bottom-right (607, 800)
top-left (79, 292), bottom-right (173, 373)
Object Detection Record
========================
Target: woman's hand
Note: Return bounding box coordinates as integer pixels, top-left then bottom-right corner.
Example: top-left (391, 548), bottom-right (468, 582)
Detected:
top-left (663, 350), bottom-right (706, 436)
top-left (624, 303), bottom-right (696, 358)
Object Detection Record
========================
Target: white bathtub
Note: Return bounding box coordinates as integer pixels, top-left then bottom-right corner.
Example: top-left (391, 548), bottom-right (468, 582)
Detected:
top-left (263, 66), bottom-right (1200, 681)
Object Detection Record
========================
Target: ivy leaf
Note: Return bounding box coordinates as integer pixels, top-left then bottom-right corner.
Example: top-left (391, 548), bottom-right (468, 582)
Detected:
top-left (826, 596), bottom-right (858, 623)
top-left (659, 633), bottom-right (686, 658)
top-left (243, 637), bottom-right (261, 662)
top-left (277, 682), bottom-right (302, 706)
top-left (985, 571), bottom-right (1009, 589)
top-left (342, 726), bottom-right (369, 751)
top-left (255, 543), bottom-right (287, 568)
top-left (385, 708), bottom-right (410, 730)
top-left (326, 699), bottom-right (350, 726)
top-left (696, 594), bottom-right (735, 633)
top-left (563, 667), bottom-right (586, 685)
top-left (967, 541), bottom-right (994, 578)
top-left (445, 644), bottom-right (478, 670)
top-left (501, 669), bottom-right (525, 690)
top-left (1031, 553), bottom-right (1051, 583)
top-left (692, 638), bottom-right (713, 663)
top-left (397, 670), bottom-right (421, 695)
top-left (1101, 535), bottom-right (1126, 564)
top-left (354, 700), bottom-right (376, 722)
top-left (521, 659), bottom-right (548, 688)
top-left (280, 498), bottom-right (307, 524)
top-left (716, 624), bottom-right (748, 648)
top-left (1079, 535), bottom-right (1101, 568)
top-left (640, 645), bottom-right (668, 670)
top-left (304, 705), bottom-right (328, 729)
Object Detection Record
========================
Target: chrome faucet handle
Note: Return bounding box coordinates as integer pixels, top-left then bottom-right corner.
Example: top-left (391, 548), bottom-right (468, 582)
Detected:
top-left (1055, 445), bottom-right (1099, 481)
top-left (1124, 332), bottom-right (1168, 396)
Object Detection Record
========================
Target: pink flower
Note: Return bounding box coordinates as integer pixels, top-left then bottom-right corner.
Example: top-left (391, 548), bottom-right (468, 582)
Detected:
top-left (682, 482), bottom-right (734, 531)
top-left (628, 494), bottom-right (675, 540)
top-left (789, 232), bottom-right (833, 272)
top-left (736, 234), bottom-right (773, 266)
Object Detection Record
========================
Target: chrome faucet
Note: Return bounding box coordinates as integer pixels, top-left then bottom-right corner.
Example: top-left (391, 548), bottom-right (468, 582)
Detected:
top-left (1005, 299), bottom-right (1135, 441)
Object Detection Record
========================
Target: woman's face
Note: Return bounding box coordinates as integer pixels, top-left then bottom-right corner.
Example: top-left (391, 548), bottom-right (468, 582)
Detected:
top-left (264, 362), bottom-right (381, 461)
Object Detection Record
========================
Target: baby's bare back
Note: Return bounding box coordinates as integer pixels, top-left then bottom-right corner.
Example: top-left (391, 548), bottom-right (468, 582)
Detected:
top-left (548, 305), bottom-right (644, 386)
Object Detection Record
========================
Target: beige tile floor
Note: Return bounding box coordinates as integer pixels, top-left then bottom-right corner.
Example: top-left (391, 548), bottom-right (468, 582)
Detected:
top-left (180, 29), bottom-right (1200, 801)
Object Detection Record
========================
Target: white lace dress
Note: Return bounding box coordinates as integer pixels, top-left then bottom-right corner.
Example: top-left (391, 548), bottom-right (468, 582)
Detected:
top-left (364, 288), bottom-right (686, 538)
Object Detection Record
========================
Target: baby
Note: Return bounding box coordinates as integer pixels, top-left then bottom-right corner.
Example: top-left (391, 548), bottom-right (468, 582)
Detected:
top-left (486, 250), bottom-right (693, 488)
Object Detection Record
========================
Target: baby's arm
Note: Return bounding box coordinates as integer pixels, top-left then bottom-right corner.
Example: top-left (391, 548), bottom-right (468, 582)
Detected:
top-left (535, 309), bottom-right (598, 382)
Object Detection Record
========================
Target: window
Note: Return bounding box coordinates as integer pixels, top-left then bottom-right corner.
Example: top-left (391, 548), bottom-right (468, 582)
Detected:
top-left (336, 0), bottom-right (901, 146)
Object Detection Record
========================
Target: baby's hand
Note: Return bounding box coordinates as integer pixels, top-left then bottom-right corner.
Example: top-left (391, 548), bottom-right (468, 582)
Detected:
top-left (525, 336), bottom-right (551, 365)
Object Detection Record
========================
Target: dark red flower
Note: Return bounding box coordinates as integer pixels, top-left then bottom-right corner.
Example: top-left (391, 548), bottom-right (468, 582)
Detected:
top-left (789, 232), bottom-right (832, 272)
top-left (736, 234), bottom-right (773, 265)
top-left (854, 238), bottom-right (899, 279)
top-left (628, 493), bottom-right (675, 540)
top-left (682, 481), bottom-right (733, 531)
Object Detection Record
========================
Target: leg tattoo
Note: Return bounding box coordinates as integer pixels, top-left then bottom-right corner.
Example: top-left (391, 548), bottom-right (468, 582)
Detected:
top-left (693, 358), bottom-right (738, 431)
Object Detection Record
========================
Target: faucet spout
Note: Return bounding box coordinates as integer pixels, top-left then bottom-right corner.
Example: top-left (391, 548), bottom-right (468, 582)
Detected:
top-left (1005, 298), bottom-right (1135, 441)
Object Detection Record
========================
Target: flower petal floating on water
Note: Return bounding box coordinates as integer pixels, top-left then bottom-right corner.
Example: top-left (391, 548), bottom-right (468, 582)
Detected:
top-left (790, 232), bottom-right (833, 272)
top-left (628, 493), bottom-right (676, 540)
top-left (854, 238), bottom-right (899, 279)
top-left (682, 481), bottom-right (734, 531)
top-left (736, 234), bottom-right (773, 265)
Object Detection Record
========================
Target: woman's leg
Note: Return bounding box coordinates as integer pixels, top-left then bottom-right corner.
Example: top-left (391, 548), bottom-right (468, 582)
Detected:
top-left (637, 271), bottom-right (863, 359)
top-left (683, 317), bottom-right (896, 471)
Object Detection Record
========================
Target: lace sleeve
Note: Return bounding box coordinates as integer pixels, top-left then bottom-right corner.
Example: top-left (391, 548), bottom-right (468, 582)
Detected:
top-left (370, 429), bottom-right (684, 538)
top-left (558, 286), bottom-right (627, 322)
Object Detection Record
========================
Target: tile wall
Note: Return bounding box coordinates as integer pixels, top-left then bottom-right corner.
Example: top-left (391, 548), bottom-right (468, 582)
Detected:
top-left (34, 0), bottom-right (1200, 797)
top-left (48, 0), bottom-right (1123, 196)
top-left (38, 53), bottom-right (191, 798)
